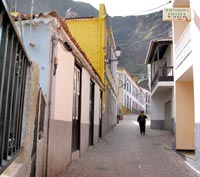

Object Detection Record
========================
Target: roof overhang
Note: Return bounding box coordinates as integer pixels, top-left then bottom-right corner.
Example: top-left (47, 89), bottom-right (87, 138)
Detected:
top-left (145, 38), bottom-right (172, 64)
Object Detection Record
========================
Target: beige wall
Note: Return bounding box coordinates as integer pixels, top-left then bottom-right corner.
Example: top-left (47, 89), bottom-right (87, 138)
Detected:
top-left (81, 68), bottom-right (90, 124)
top-left (173, 22), bottom-right (189, 43)
top-left (192, 4), bottom-right (200, 124)
top-left (94, 84), bottom-right (100, 125)
top-left (94, 83), bottom-right (100, 144)
top-left (176, 81), bottom-right (195, 150)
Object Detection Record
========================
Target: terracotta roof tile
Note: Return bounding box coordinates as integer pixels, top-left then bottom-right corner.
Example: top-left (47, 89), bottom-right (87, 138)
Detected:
top-left (11, 11), bottom-right (103, 86)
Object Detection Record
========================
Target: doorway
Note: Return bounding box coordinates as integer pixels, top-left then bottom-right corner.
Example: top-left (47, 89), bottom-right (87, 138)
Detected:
top-left (72, 65), bottom-right (81, 152)
top-left (89, 80), bottom-right (95, 146)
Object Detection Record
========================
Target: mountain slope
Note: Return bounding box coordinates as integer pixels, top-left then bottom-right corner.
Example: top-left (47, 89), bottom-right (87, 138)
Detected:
top-left (6, 0), bottom-right (172, 75)
top-left (6, 0), bottom-right (98, 17)
top-left (110, 12), bottom-right (172, 75)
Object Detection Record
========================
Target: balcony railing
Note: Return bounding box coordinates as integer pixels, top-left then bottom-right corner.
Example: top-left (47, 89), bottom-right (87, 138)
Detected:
top-left (151, 66), bottom-right (174, 89)
top-left (175, 24), bottom-right (192, 68)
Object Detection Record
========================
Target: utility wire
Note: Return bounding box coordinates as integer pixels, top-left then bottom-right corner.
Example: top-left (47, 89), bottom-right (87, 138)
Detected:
top-left (112, 27), bottom-right (159, 34)
top-left (132, 0), bottom-right (172, 15)
top-left (118, 29), bottom-right (171, 47)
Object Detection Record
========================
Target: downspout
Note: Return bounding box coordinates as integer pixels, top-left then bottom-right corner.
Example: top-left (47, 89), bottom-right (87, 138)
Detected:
top-left (45, 33), bottom-right (57, 177)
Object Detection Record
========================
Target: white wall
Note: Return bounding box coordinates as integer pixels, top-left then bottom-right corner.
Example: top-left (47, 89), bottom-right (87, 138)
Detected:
top-left (81, 68), bottom-right (90, 124)
top-left (151, 89), bottom-right (173, 120)
top-left (94, 84), bottom-right (100, 125)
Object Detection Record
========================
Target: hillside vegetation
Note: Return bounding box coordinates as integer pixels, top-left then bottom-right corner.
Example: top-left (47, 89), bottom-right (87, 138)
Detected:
top-left (7, 0), bottom-right (172, 75)
top-left (110, 12), bottom-right (172, 75)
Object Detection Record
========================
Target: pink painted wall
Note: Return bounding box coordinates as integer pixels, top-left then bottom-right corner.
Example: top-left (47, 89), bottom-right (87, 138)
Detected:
top-left (53, 43), bottom-right (74, 121)
top-left (48, 42), bottom-right (74, 177)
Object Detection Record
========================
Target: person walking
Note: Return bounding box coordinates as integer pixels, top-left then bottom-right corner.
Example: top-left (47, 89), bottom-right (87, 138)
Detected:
top-left (137, 111), bottom-right (147, 135)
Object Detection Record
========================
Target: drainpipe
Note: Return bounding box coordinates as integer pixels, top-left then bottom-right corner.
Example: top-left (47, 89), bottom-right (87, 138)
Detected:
top-left (45, 33), bottom-right (58, 177)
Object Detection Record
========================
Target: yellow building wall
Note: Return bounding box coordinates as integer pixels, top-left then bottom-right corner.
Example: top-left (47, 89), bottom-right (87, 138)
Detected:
top-left (66, 4), bottom-right (112, 108)
top-left (66, 4), bottom-right (114, 109)
top-left (176, 81), bottom-right (195, 150)
top-left (66, 4), bottom-right (107, 85)
top-left (66, 19), bottom-right (104, 80)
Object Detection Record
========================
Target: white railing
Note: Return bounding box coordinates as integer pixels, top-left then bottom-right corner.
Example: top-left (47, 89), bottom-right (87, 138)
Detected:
top-left (175, 24), bottom-right (192, 68)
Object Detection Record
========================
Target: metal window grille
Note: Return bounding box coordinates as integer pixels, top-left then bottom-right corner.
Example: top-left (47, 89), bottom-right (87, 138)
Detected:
top-left (0, 5), bottom-right (30, 173)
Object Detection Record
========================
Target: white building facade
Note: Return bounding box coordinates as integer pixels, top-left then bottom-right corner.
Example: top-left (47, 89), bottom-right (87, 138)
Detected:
top-left (145, 38), bottom-right (174, 132)
top-left (117, 68), bottom-right (145, 116)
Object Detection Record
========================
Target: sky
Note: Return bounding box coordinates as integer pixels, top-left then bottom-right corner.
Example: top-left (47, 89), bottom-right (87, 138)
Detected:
top-left (74, 0), bottom-right (173, 16)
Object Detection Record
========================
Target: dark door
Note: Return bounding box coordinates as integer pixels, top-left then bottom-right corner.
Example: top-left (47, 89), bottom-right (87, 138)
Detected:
top-left (72, 66), bottom-right (81, 152)
top-left (89, 80), bottom-right (95, 146)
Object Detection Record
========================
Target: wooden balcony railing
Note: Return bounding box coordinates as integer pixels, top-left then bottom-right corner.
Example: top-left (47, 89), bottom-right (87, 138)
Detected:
top-left (151, 66), bottom-right (174, 90)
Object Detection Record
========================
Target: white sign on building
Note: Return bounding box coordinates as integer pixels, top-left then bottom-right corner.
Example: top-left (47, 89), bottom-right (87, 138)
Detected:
top-left (163, 8), bottom-right (191, 21)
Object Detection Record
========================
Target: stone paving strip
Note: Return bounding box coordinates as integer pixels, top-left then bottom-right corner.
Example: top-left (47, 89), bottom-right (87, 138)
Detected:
top-left (58, 115), bottom-right (200, 177)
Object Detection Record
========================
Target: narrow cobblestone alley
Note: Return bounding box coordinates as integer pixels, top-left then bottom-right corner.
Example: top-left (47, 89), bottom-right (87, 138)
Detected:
top-left (59, 115), bottom-right (200, 177)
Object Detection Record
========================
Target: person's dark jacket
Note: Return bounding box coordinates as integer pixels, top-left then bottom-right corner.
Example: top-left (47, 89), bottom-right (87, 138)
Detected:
top-left (137, 114), bottom-right (147, 124)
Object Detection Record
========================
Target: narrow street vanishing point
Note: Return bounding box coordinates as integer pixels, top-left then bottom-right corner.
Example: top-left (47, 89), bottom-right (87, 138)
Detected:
top-left (59, 115), bottom-right (200, 177)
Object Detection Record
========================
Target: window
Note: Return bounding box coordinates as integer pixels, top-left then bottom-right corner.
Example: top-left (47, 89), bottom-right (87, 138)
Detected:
top-left (72, 65), bottom-right (81, 151)
top-left (126, 80), bottom-right (129, 91)
top-left (72, 66), bottom-right (81, 120)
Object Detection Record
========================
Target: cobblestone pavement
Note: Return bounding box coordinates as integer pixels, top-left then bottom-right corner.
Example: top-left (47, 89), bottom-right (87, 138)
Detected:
top-left (59, 114), bottom-right (200, 177)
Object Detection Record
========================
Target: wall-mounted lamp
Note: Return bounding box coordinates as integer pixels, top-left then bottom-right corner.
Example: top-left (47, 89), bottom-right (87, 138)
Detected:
top-left (105, 46), bottom-right (122, 64)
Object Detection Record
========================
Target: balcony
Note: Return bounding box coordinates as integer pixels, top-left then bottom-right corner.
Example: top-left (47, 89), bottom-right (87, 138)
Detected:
top-left (175, 24), bottom-right (192, 69)
top-left (151, 66), bottom-right (174, 90)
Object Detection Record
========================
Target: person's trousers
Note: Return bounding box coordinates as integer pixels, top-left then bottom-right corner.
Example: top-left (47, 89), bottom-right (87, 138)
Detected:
top-left (139, 122), bottom-right (146, 134)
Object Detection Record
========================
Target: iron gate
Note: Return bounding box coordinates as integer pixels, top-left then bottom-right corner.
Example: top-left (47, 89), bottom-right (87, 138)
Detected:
top-left (0, 2), bottom-right (30, 173)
